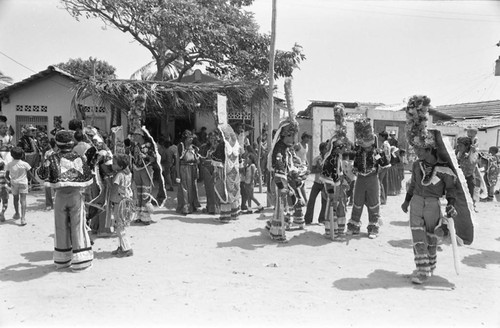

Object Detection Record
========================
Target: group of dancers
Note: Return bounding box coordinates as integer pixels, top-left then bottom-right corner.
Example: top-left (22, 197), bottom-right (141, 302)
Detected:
top-left (264, 95), bottom-right (476, 284)
top-left (0, 94), bottom-right (480, 283)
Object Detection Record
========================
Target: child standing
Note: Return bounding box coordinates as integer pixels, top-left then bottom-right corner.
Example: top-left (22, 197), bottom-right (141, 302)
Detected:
top-left (110, 154), bottom-right (134, 257)
top-left (5, 147), bottom-right (33, 226)
top-left (243, 153), bottom-right (264, 213)
top-left (0, 161), bottom-right (9, 222)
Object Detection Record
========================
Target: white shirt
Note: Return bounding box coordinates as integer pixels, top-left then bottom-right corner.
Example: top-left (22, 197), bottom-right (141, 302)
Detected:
top-left (295, 142), bottom-right (308, 164)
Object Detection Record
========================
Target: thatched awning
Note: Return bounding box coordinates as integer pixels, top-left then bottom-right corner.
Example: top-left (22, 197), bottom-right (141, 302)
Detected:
top-left (70, 78), bottom-right (267, 118)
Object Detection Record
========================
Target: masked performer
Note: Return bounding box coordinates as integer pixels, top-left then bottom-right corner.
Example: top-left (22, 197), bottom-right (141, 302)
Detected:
top-left (36, 130), bottom-right (94, 271)
top-left (346, 118), bottom-right (389, 239)
top-left (212, 124), bottom-right (241, 223)
top-left (265, 117), bottom-right (300, 241)
top-left (400, 95), bottom-right (462, 284)
top-left (131, 128), bottom-right (156, 224)
top-left (320, 103), bottom-right (352, 240)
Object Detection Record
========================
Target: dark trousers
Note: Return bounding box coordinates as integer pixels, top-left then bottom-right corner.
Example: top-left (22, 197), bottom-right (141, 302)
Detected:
top-left (378, 167), bottom-right (388, 205)
top-left (304, 182), bottom-right (326, 224)
top-left (483, 173), bottom-right (494, 199)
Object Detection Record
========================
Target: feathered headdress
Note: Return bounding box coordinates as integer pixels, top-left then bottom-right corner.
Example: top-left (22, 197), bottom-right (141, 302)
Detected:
top-left (405, 95), bottom-right (435, 148)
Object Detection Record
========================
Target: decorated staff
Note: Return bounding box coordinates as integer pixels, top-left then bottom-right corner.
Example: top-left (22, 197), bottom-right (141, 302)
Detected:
top-left (400, 95), bottom-right (474, 284)
top-left (346, 118), bottom-right (388, 239)
top-left (36, 130), bottom-right (94, 271)
top-left (320, 103), bottom-right (351, 241)
top-left (212, 124), bottom-right (241, 223)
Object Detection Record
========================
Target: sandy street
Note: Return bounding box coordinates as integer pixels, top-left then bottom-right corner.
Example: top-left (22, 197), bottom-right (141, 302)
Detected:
top-left (1, 173), bottom-right (499, 328)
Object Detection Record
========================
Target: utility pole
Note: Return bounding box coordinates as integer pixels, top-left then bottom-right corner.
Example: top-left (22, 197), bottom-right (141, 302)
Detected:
top-left (495, 41), bottom-right (500, 76)
top-left (267, 0), bottom-right (277, 156)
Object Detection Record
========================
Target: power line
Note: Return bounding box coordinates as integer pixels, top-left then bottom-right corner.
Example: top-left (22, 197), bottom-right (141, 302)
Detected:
top-left (0, 50), bottom-right (37, 75)
top-left (0, 49), bottom-right (73, 89)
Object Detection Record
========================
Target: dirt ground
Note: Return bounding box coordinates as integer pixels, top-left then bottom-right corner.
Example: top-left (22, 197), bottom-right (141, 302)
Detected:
top-left (1, 173), bottom-right (499, 328)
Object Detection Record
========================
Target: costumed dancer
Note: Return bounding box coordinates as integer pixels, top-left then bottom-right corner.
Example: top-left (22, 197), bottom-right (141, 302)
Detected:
top-left (36, 130), bottom-right (94, 271)
top-left (131, 127), bottom-right (156, 224)
top-left (346, 118), bottom-right (389, 239)
top-left (320, 103), bottom-right (351, 240)
top-left (265, 116), bottom-right (300, 241)
top-left (212, 124), bottom-right (241, 223)
top-left (400, 95), bottom-right (460, 284)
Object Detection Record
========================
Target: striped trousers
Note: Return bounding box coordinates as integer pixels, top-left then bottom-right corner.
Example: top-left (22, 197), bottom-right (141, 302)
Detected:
top-left (409, 195), bottom-right (441, 276)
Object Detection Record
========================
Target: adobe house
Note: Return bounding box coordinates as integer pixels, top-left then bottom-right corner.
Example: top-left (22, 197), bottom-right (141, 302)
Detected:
top-left (297, 101), bottom-right (407, 165)
top-left (0, 66), bottom-right (117, 142)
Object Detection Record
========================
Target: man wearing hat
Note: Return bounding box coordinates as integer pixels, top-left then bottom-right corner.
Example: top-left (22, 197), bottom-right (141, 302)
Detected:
top-left (17, 124), bottom-right (40, 170)
top-left (36, 130), bottom-right (94, 271)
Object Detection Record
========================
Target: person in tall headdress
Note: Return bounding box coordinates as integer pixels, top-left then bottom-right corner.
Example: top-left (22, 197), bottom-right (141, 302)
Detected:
top-left (346, 118), bottom-right (389, 239)
top-left (130, 127), bottom-right (157, 224)
top-left (36, 130), bottom-right (94, 271)
top-left (212, 124), bottom-right (241, 222)
top-left (320, 103), bottom-right (352, 240)
top-left (264, 116), bottom-right (300, 241)
top-left (400, 95), bottom-right (462, 284)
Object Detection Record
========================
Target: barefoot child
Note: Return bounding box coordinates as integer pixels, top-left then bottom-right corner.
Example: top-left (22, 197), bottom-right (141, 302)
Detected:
top-left (0, 161), bottom-right (9, 222)
top-left (5, 147), bottom-right (34, 226)
top-left (110, 154), bottom-right (134, 257)
top-left (243, 153), bottom-right (264, 213)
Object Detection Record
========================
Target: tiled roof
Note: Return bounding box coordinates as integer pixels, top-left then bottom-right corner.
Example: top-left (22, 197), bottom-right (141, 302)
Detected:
top-left (0, 66), bottom-right (78, 96)
top-left (434, 100), bottom-right (500, 119)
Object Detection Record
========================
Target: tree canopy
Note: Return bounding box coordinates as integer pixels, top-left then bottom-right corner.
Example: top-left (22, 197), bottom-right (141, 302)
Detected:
top-left (54, 57), bottom-right (116, 79)
top-left (60, 0), bottom-right (305, 83)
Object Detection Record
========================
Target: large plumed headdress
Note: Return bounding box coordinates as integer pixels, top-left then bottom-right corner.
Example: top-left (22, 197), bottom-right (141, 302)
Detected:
top-left (405, 95), bottom-right (435, 148)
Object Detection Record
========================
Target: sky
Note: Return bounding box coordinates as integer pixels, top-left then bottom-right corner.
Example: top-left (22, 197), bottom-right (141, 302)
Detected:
top-left (1, 0), bottom-right (500, 111)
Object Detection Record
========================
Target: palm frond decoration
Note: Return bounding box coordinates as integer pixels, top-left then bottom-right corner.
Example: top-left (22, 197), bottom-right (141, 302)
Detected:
top-left (70, 78), bottom-right (267, 130)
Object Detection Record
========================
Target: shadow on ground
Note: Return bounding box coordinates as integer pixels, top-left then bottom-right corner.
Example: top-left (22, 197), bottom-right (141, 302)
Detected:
top-left (0, 250), bottom-right (54, 282)
top-left (161, 214), bottom-right (221, 225)
top-left (333, 269), bottom-right (455, 291)
top-left (462, 249), bottom-right (500, 269)
top-left (217, 229), bottom-right (334, 250)
top-left (388, 239), bottom-right (413, 249)
top-left (390, 220), bottom-right (409, 227)
top-left (217, 228), bottom-right (276, 250)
